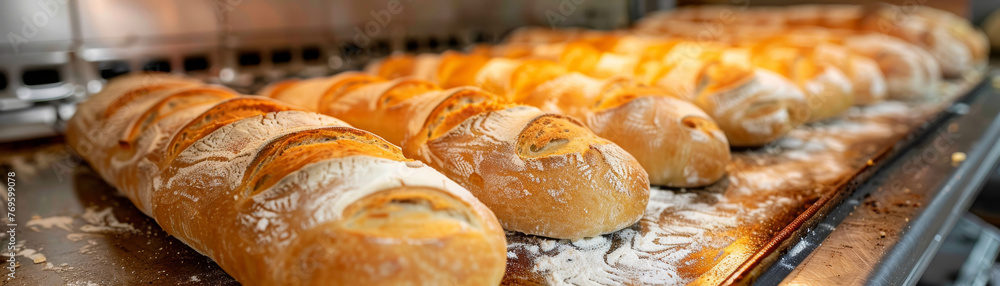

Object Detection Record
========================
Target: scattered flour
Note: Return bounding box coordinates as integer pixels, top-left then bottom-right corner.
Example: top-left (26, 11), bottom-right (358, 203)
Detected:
top-left (508, 190), bottom-right (742, 285)
top-left (502, 82), bottom-right (964, 284)
top-left (26, 215), bottom-right (75, 232)
top-left (80, 207), bottom-right (138, 233)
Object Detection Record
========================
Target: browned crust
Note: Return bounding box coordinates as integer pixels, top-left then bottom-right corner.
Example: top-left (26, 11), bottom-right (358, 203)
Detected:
top-left (119, 87), bottom-right (238, 148)
top-left (558, 42), bottom-right (603, 75)
top-left (509, 60), bottom-right (569, 101)
top-left (66, 73), bottom-right (508, 285)
top-left (373, 54), bottom-right (418, 79)
top-left (241, 127), bottom-right (406, 196)
top-left (317, 74), bottom-right (385, 114)
top-left (270, 73), bottom-right (653, 239)
top-left (422, 88), bottom-right (513, 142)
top-left (514, 113), bottom-right (594, 159)
top-left (258, 78), bottom-right (301, 99)
top-left (377, 79), bottom-right (439, 108)
top-left (164, 97), bottom-right (297, 161)
top-left (282, 185), bottom-right (506, 285)
top-left (436, 52), bottom-right (491, 88)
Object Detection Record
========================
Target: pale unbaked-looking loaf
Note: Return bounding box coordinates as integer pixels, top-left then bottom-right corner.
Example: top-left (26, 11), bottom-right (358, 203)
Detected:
top-left (66, 73), bottom-right (507, 285)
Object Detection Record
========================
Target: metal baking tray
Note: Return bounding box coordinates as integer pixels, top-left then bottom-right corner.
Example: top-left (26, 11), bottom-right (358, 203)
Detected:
top-left (760, 70), bottom-right (1000, 285)
top-left (499, 73), bottom-right (992, 285)
top-left (0, 71), bottom-right (996, 285)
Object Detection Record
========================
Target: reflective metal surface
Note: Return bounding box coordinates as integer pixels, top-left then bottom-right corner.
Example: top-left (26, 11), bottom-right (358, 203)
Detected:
top-left (0, 105), bottom-right (59, 143)
top-left (758, 72), bottom-right (1000, 285)
top-left (0, 141), bottom-right (238, 285)
top-left (0, 0), bottom-right (74, 54)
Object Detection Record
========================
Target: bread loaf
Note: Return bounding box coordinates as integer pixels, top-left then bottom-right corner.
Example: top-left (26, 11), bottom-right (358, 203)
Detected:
top-left (497, 31), bottom-right (861, 122)
top-left (638, 4), bottom-right (988, 78)
top-left (370, 53), bottom-right (732, 186)
top-left (756, 36), bottom-right (887, 105)
top-left (262, 73), bottom-right (650, 239)
top-left (66, 73), bottom-right (507, 285)
top-left (461, 38), bottom-right (813, 147)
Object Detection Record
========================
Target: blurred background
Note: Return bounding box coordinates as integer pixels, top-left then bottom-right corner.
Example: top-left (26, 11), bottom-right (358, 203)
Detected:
top-left (1, 0), bottom-right (1000, 285)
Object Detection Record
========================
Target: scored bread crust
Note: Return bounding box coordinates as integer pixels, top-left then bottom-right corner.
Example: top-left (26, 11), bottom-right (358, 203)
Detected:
top-left (638, 4), bottom-right (987, 78)
top-left (511, 20), bottom-right (945, 104)
top-left (368, 54), bottom-right (734, 186)
top-left (66, 73), bottom-right (507, 285)
top-left (493, 31), bottom-right (850, 124)
top-left (456, 35), bottom-right (816, 147)
top-left (262, 75), bottom-right (650, 239)
top-left (630, 20), bottom-right (943, 101)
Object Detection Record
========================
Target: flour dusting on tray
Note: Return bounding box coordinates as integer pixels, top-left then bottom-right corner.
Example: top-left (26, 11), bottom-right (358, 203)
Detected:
top-left (501, 89), bottom-right (968, 285)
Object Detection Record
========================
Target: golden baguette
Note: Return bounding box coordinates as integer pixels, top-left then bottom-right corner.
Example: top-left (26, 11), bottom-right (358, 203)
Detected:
top-left (66, 73), bottom-right (507, 285)
top-left (461, 37), bottom-right (813, 146)
top-left (513, 26), bottom-right (937, 102)
top-left (497, 30), bottom-right (862, 122)
top-left (639, 4), bottom-right (988, 78)
top-left (263, 73), bottom-right (650, 239)
top-left (370, 53), bottom-right (733, 186)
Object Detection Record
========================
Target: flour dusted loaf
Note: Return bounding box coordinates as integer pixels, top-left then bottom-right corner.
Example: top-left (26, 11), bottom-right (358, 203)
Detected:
top-left (495, 30), bottom-right (855, 123)
top-left (66, 73), bottom-right (507, 285)
top-left (369, 53), bottom-right (731, 187)
top-left (392, 44), bottom-right (810, 148)
top-left (637, 4), bottom-right (987, 78)
top-left (262, 73), bottom-right (650, 239)
top-left (631, 21), bottom-right (942, 101)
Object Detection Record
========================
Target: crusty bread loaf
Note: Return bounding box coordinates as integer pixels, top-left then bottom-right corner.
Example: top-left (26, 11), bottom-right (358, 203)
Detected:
top-left (638, 4), bottom-right (988, 78)
top-left (517, 19), bottom-right (937, 103)
top-left (369, 53), bottom-right (733, 186)
top-left (262, 73), bottom-right (650, 239)
top-left (66, 73), bottom-right (507, 285)
top-left (691, 51), bottom-right (813, 146)
top-left (639, 21), bottom-right (941, 101)
top-left (523, 73), bottom-right (731, 187)
top-left (759, 37), bottom-right (887, 105)
top-left (461, 38), bottom-right (813, 147)
top-left (840, 33), bottom-right (942, 100)
top-left (495, 30), bottom-right (862, 123)
top-left (746, 43), bottom-right (855, 122)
